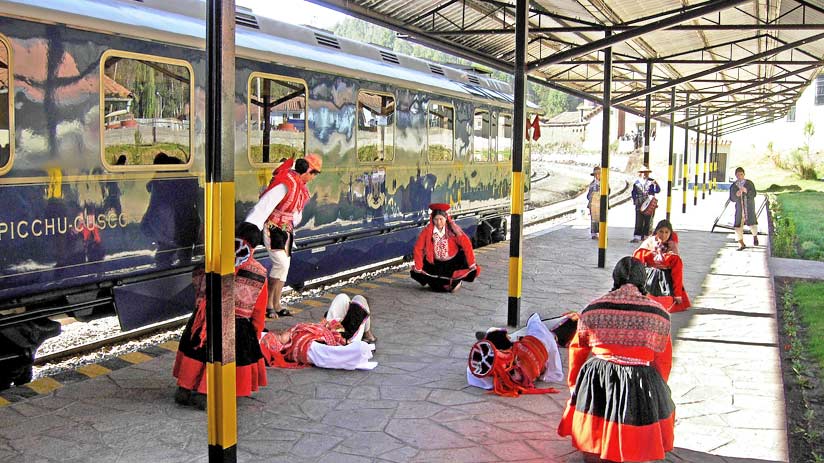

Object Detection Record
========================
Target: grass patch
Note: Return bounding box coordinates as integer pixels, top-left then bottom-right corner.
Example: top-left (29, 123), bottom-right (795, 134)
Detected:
top-left (775, 191), bottom-right (824, 261)
top-left (794, 282), bottom-right (824, 373)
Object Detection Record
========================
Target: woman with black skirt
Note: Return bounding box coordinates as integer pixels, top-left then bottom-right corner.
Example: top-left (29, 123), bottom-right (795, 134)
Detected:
top-left (558, 256), bottom-right (675, 462)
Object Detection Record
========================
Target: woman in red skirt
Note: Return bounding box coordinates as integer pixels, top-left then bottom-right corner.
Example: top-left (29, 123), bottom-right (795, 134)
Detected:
top-left (558, 256), bottom-right (675, 462)
top-left (632, 219), bottom-right (691, 313)
top-left (172, 223), bottom-right (268, 409)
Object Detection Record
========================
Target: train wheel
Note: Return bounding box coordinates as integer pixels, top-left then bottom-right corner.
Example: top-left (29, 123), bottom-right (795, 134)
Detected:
top-left (490, 218), bottom-right (508, 242)
top-left (474, 221), bottom-right (493, 247)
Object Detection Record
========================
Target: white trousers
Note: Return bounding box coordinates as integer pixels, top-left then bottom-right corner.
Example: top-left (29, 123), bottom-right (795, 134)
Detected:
top-left (735, 224), bottom-right (758, 241)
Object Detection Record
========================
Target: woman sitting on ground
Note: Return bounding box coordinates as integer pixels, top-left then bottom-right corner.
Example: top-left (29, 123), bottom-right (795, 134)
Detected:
top-left (632, 219), bottom-right (691, 313)
top-left (558, 256), bottom-right (675, 463)
top-left (411, 203), bottom-right (480, 292)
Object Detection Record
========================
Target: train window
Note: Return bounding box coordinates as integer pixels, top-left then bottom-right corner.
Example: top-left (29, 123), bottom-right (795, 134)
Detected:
top-left (248, 73), bottom-right (307, 166)
top-left (497, 113), bottom-right (513, 162)
top-left (101, 51), bottom-right (193, 169)
top-left (427, 102), bottom-right (454, 161)
top-left (357, 91), bottom-right (394, 163)
top-left (0, 35), bottom-right (12, 175)
top-left (472, 110), bottom-right (490, 162)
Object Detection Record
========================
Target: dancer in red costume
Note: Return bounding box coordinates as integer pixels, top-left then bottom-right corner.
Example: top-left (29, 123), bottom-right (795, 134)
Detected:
top-left (172, 223), bottom-right (268, 409)
top-left (632, 219), bottom-right (691, 313)
top-left (558, 257), bottom-right (675, 463)
top-left (244, 154), bottom-right (322, 318)
top-left (411, 203), bottom-right (480, 292)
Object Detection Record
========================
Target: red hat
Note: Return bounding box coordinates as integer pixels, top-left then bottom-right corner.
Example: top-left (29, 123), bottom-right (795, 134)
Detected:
top-left (429, 203), bottom-right (450, 218)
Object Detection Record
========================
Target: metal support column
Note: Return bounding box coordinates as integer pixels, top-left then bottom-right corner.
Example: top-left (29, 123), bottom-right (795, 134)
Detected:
top-left (205, 1), bottom-right (237, 461)
top-left (712, 119), bottom-right (721, 190)
top-left (643, 61), bottom-right (652, 166)
top-left (702, 120), bottom-right (708, 199)
top-left (693, 106), bottom-right (700, 206)
top-left (682, 95), bottom-right (689, 213)
top-left (507, 0), bottom-right (528, 328)
top-left (598, 31), bottom-right (612, 269)
top-left (666, 87), bottom-right (675, 221)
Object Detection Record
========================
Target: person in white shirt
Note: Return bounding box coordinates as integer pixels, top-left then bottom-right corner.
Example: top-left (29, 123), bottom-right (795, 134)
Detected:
top-left (244, 154), bottom-right (322, 318)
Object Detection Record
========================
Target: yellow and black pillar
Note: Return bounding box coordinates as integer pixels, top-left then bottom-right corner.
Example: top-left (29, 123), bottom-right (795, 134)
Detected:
top-left (682, 94), bottom-right (689, 214)
top-left (507, 0), bottom-right (528, 327)
top-left (598, 31), bottom-right (612, 269)
top-left (702, 119), bottom-right (708, 199)
top-left (205, 1), bottom-right (237, 461)
top-left (666, 88), bottom-right (675, 221)
top-left (693, 107), bottom-right (700, 207)
top-left (643, 61), bottom-right (652, 166)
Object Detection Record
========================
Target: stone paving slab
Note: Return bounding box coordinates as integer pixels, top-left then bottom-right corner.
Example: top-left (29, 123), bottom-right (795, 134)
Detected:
top-left (0, 191), bottom-right (789, 463)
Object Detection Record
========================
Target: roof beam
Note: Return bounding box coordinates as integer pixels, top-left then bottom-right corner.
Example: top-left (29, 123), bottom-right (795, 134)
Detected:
top-left (612, 31), bottom-right (824, 105)
top-left (526, 0), bottom-right (751, 71)
top-left (677, 90), bottom-right (800, 124)
top-left (652, 64), bottom-right (818, 117)
top-left (429, 23), bottom-right (824, 35)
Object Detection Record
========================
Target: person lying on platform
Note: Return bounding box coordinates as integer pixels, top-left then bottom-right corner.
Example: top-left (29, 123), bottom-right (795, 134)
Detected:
top-left (632, 219), bottom-right (691, 313)
top-left (258, 293), bottom-right (377, 370)
top-left (173, 222), bottom-right (268, 410)
top-left (411, 203), bottom-right (480, 292)
top-left (467, 313), bottom-right (566, 397)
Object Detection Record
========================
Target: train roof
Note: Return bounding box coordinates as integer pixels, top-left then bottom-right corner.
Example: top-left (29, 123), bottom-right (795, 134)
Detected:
top-left (0, 0), bottom-right (541, 110)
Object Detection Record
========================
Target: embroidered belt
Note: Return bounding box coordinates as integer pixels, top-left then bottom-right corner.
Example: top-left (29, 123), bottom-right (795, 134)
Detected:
top-left (596, 354), bottom-right (650, 366)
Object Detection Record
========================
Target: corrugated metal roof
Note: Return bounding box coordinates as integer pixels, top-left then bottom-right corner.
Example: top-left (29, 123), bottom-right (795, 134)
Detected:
top-left (310, 0), bottom-right (824, 136)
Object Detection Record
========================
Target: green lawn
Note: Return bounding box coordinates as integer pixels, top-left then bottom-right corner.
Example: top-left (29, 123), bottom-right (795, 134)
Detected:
top-left (775, 191), bottom-right (824, 261)
top-left (794, 282), bottom-right (824, 374)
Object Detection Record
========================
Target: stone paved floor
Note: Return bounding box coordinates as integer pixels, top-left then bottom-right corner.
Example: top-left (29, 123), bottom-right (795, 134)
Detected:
top-left (0, 191), bottom-right (789, 463)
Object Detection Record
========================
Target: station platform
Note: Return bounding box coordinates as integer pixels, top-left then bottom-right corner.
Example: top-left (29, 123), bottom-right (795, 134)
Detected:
top-left (0, 191), bottom-right (792, 463)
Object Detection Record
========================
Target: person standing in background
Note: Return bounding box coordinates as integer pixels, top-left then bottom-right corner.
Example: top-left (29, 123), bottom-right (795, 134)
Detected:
top-left (244, 154), bottom-right (322, 319)
top-left (729, 167), bottom-right (758, 251)
top-left (631, 166), bottom-right (660, 243)
top-left (586, 166), bottom-right (601, 240)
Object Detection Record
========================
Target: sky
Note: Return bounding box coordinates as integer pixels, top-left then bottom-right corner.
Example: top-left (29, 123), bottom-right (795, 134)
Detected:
top-left (235, 0), bottom-right (347, 29)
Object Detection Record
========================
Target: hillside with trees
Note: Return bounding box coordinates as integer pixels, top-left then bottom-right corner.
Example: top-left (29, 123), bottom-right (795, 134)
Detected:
top-left (332, 18), bottom-right (580, 117)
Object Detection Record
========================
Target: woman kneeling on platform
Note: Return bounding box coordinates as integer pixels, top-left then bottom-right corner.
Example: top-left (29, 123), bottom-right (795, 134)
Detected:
top-left (410, 203), bottom-right (480, 292)
top-left (172, 222), bottom-right (269, 409)
top-left (632, 219), bottom-right (691, 313)
top-left (558, 256), bottom-right (675, 463)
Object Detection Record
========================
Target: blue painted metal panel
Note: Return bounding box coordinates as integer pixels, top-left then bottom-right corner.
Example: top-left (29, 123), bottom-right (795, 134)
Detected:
top-left (113, 272), bottom-right (195, 331)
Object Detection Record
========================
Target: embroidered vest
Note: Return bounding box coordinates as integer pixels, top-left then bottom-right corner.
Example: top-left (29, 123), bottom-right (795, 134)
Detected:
top-left (266, 170), bottom-right (309, 231)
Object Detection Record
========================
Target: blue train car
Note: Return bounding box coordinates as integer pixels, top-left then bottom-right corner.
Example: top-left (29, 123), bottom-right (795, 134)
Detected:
top-left (0, 0), bottom-right (537, 387)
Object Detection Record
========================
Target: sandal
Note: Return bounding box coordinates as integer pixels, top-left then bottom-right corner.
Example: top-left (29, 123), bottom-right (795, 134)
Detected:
top-left (276, 308), bottom-right (292, 317)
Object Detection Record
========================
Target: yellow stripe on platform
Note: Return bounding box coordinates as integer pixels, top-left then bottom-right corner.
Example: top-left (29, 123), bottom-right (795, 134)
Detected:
top-left (26, 377), bottom-right (62, 395)
top-left (207, 361), bottom-right (237, 448)
top-left (77, 364), bottom-right (112, 378)
top-left (205, 182), bottom-right (236, 276)
top-left (0, 396), bottom-right (10, 407)
top-left (158, 341), bottom-right (180, 352)
top-left (301, 299), bottom-right (327, 308)
top-left (120, 352), bottom-right (153, 364)
top-left (358, 282), bottom-right (381, 289)
top-left (386, 273), bottom-right (407, 280)
top-left (346, 287), bottom-right (366, 295)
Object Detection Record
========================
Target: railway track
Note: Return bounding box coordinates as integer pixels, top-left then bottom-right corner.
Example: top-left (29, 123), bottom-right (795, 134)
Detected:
top-left (31, 174), bottom-right (631, 374)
